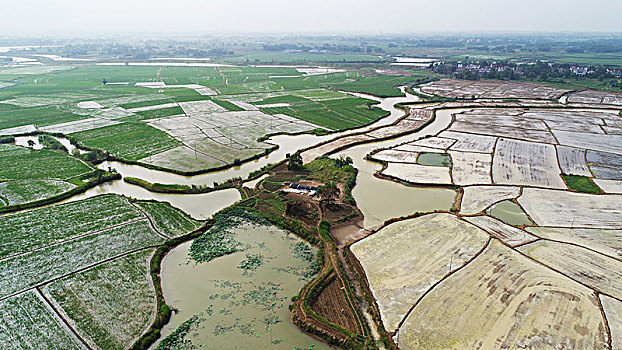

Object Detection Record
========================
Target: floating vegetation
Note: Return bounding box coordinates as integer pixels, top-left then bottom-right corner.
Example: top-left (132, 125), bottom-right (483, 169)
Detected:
top-left (292, 242), bottom-right (314, 262)
top-left (214, 324), bottom-right (235, 336)
top-left (303, 261), bottom-right (321, 280)
top-left (239, 322), bottom-right (258, 337)
top-left (238, 253), bottom-right (265, 275)
top-left (242, 283), bottom-right (285, 311)
top-left (263, 314), bottom-right (281, 326)
top-left (189, 208), bottom-right (269, 263)
top-left (294, 345), bottom-right (316, 350)
top-left (156, 314), bottom-right (202, 350)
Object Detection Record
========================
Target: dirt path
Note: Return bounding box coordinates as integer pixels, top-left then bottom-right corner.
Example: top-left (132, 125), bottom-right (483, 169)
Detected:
top-left (36, 287), bottom-right (94, 350)
top-left (127, 200), bottom-right (171, 239)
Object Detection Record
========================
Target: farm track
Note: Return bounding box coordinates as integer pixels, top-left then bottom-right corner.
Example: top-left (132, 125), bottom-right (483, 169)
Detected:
top-left (0, 245), bottom-right (159, 303)
top-left (35, 287), bottom-right (94, 350)
top-left (0, 218), bottom-right (147, 263)
top-left (127, 200), bottom-right (171, 239)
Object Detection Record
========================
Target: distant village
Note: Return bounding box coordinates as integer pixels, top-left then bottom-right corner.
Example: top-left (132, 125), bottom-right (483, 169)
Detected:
top-left (431, 60), bottom-right (622, 79)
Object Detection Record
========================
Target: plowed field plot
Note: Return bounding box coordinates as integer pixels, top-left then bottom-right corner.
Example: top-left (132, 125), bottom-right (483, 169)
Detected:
top-left (568, 89), bottom-right (622, 105)
top-left (556, 145), bottom-right (591, 177)
top-left (526, 227), bottom-right (622, 259)
top-left (463, 215), bottom-right (537, 246)
top-left (459, 185), bottom-right (521, 215)
top-left (492, 138), bottom-right (566, 189)
top-left (519, 240), bottom-right (622, 299)
top-left (518, 188), bottom-right (622, 228)
top-left (310, 274), bottom-right (360, 334)
top-left (449, 113), bottom-right (556, 143)
top-left (408, 136), bottom-right (456, 150)
top-left (351, 213), bottom-right (489, 331)
top-left (42, 249), bottom-right (156, 350)
top-left (593, 178), bottom-right (622, 193)
top-left (438, 130), bottom-right (496, 153)
top-left (553, 129), bottom-right (622, 156)
top-left (398, 240), bottom-right (607, 350)
top-left (449, 151), bottom-right (491, 185)
top-left (382, 163), bottom-right (452, 185)
top-left (420, 78), bottom-right (570, 99)
top-left (372, 149), bottom-right (419, 163)
top-left (600, 295), bottom-right (622, 350)
top-left (0, 290), bottom-right (85, 349)
top-left (144, 105), bottom-right (321, 171)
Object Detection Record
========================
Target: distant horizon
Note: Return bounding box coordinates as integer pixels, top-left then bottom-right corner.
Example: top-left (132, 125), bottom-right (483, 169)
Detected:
top-left (3, 0), bottom-right (622, 35)
top-left (2, 30), bottom-right (622, 41)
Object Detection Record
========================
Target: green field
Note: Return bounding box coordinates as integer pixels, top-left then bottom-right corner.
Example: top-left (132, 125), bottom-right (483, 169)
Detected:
top-left (0, 195), bottom-right (144, 259)
top-left (0, 179), bottom-right (76, 206)
top-left (562, 174), bottom-right (604, 194)
top-left (224, 52), bottom-right (386, 64)
top-left (43, 248), bottom-right (156, 350)
top-left (0, 64), bottom-right (425, 172)
top-left (211, 98), bottom-right (245, 111)
top-left (0, 291), bottom-right (84, 349)
top-left (0, 143), bottom-right (93, 206)
top-left (0, 193), bottom-right (206, 348)
top-left (135, 200), bottom-right (202, 238)
top-left (135, 105), bottom-right (185, 119)
top-left (72, 122), bottom-right (180, 161)
top-left (0, 219), bottom-right (163, 299)
top-left (0, 144), bottom-right (92, 180)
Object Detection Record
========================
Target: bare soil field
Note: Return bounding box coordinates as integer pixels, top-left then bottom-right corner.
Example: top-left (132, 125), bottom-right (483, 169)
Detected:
top-left (600, 295), bottom-right (622, 350)
top-left (459, 185), bottom-right (521, 215)
top-left (351, 213), bottom-right (489, 331)
top-left (526, 226), bottom-right (622, 259)
top-left (519, 240), bottom-right (622, 299)
top-left (310, 273), bottom-right (360, 334)
top-left (518, 188), bottom-right (622, 228)
top-left (567, 89), bottom-right (622, 105)
top-left (382, 163), bottom-right (452, 185)
top-left (398, 240), bottom-right (607, 350)
top-left (492, 138), bottom-right (566, 189)
top-left (420, 79), bottom-right (570, 99)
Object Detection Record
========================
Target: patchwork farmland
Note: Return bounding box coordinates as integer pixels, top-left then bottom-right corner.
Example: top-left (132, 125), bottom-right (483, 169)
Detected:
top-left (0, 195), bottom-right (200, 349)
top-left (0, 64), bottom-right (408, 174)
top-left (1, 53), bottom-right (622, 350)
top-left (351, 87), bottom-right (622, 349)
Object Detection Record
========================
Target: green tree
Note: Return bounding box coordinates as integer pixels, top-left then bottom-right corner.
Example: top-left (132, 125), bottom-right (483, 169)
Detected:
top-left (288, 152), bottom-right (304, 171)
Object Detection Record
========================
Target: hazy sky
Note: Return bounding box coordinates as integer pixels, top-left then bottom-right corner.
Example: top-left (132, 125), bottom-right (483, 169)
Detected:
top-left (3, 0), bottom-right (622, 35)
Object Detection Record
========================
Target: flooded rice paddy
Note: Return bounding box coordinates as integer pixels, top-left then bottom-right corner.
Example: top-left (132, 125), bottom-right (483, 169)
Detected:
top-left (487, 200), bottom-right (533, 226)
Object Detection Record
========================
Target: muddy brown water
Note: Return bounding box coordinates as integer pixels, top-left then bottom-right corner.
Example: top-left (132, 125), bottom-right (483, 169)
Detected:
top-left (332, 109), bottom-right (467, 229)
top-left (59, 180), bottom-right (241, 220)
top-left (156, 224), bottom-right (331, 349)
